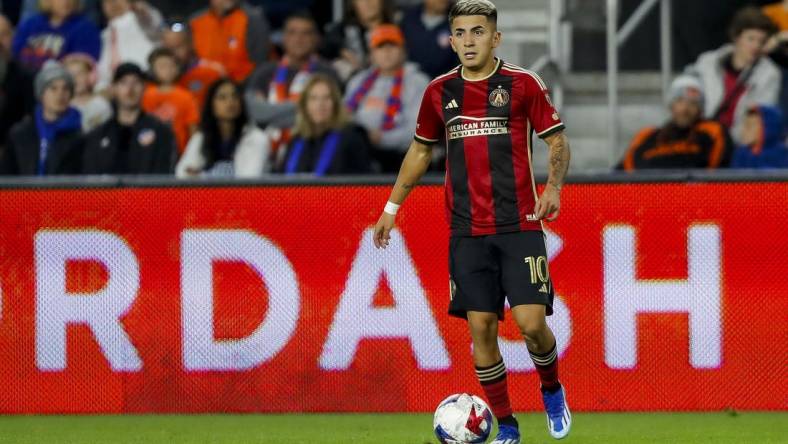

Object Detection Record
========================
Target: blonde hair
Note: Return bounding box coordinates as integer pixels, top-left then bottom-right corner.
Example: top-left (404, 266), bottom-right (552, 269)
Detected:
top-left (293, 74), bottom-right (350, 139)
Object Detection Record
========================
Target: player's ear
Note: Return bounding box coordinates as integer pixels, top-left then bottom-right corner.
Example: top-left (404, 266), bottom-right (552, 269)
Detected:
top-left (449, 33), bottom-right (459, 54)
top-left (492, 30), bottom-right (502, 49)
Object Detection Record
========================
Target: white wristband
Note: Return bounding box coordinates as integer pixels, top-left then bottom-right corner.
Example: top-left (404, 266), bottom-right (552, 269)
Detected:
top-left (384, 201), bottom-right (401, 215)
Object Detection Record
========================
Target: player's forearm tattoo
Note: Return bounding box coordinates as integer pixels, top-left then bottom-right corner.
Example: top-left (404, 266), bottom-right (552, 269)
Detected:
top-left (547, 134), bottom-right (571, 189)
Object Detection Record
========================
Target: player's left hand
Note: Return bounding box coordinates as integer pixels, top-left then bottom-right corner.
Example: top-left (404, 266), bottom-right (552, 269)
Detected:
top-left (535, 184), bottom-right (561, 221)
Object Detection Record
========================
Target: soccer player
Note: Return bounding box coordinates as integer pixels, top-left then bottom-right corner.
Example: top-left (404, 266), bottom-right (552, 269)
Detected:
top-left (372, 1), bottom-right (571, 442)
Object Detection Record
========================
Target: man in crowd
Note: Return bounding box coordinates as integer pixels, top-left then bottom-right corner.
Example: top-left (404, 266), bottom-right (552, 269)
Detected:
top-left (685, 6), bottom-right (780, 145)
top-left (344, 24), bottom-right (429, 172)
top-left (83, 62), bottom-right (177, 174)
top-left (400, 0), bottom-right (456, 78)
top-left (245, 10), bottom-right (338, 153)
top-left (161, 22), bottom-right (225, 110)
top-left (189, 0), bottom-right (270, 83)
top-left (1, 60), bottom-right (83, 175)
top-left (618, 75), bottom-right (732, 171)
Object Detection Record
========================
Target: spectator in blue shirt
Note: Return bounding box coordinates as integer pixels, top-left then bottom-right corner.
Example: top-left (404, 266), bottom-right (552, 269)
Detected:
top-left (12, 0), bottom-right (101, 71)
top-left (731, 105), bottom-right (788, 168)
top-left (399, 0), bottom-right (456, 79)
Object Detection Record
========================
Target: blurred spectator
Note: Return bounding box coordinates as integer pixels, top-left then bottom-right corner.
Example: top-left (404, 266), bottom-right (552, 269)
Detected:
top-left (344, 24), bottom-right (428, 172)
top-left (12, 0), bottom-right (101, 72)
top-left (83, 62), bottom-right (177, 174)
top-left (161, 22), bottom-right (225, 110)
top-left (0, 15), bottom-right (35, 149)
top-left (20, 0), bottom-right (101, 25)
top-left (618, 76), bottom-right (732, 171)
top-left (731, 105), bottom-right (787, 168)
top-left (321, 0), bottom-right (396, 82)
top-left (95, 0), bottom-right (157, 91)
top-left (685, 6), bottom-right (780, 145)
top-left (142, 48), bottom-right (200, 153)
top-left (177, 78), bottom-right (270, 177)
top-left (0, 12), bottom-right (12, 57)
top-left (62, 53), bottom-right (112, 131)
top-left (282, 74), bottom-right (371, 174)
top-left (400, 0), bottom-right (455, 79)
top-left (189, 0), bottom-right (270, 83)
top-left (245, 11), bottom-right (338, 155)
top-left (762, 1), bottom-right (788, 131)
top-left (0, 60), bottom-right (83, 175)
top-left (129, 1), bottom-right (165, 42)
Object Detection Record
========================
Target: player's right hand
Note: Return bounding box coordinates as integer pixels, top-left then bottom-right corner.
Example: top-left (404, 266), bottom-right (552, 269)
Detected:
top-left (373, 212), bottom-right (396, 249)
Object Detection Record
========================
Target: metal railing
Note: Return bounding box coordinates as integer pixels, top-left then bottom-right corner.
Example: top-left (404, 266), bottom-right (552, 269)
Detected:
top-left (606, 0), bottom-right (672, 164)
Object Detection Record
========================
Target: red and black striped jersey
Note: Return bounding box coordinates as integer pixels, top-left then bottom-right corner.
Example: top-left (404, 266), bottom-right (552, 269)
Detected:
top-left (415, 58), bottom-right (565, 237)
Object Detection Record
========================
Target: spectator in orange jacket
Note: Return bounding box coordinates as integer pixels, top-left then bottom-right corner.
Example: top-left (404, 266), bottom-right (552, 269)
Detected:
top-left (162, 22), bottom-right (225, 110)
top-left (618, 75), bottom-right (733, 171)
top-left (189, 0), bottom-right (270, 83)
top-left (142, 47), bottom-right (200, 153)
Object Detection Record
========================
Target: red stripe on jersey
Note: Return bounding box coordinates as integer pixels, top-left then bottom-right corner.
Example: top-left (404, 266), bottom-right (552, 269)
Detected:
top-left (461, 79), bottom-right (496, 236)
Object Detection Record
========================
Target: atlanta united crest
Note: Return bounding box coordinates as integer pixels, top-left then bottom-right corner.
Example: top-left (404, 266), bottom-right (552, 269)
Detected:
top-left (489, 86), bottom-right (510, 107)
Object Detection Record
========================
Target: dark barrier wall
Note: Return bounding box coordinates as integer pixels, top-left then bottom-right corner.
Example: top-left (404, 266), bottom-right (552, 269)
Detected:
top-left (0, 175), bottom-right (786, 413)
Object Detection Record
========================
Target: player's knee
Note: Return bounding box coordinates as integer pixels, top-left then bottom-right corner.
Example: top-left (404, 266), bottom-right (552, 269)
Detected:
top-left (519, 322), bottom-right (548, 344)
top-left (468, 317), bottom-right (497, 342)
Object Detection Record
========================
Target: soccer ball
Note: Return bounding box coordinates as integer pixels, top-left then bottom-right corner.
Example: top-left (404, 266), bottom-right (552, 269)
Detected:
top-left (433, 393), bottom-right (493, 444)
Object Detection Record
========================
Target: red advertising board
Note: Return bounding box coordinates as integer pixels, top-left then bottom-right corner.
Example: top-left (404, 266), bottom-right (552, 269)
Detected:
top-left (0, 183), bottom-right (785, 413)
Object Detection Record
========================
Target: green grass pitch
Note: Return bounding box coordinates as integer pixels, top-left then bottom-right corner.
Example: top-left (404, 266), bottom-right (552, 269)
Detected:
top-left (0, 412), bottom-right (785, 443)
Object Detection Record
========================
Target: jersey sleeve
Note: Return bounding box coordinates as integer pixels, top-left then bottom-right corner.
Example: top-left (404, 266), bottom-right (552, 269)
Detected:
top-left (413, 82), bottom-right (443, 145)
top-left (521, 73), bottom-right (565, 139)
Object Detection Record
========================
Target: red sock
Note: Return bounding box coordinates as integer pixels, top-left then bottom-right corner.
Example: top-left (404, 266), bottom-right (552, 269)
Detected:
top-left (530, 342), bottom-right (561, 392)
top-left (475, 359), bottom-right (513, 419)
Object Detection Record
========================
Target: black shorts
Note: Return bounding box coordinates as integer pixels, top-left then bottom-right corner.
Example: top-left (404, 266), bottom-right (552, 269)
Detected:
top-left (448, 230), bottom-right (554, 320)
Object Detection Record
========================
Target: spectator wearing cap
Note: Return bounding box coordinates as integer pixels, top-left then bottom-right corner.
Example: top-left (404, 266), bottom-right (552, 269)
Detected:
top-left (321, 0), bottom-right (397, 82)
top-left (161, 22), bottom-right (225, 110)
top-left (245, 11), bottom-right (339, 156)
top-left (344, 24), bottom-right (429, 172)
top-left (142, 47), bottom-right (200, 153)
top-left (0, 60), bottom-right (84, 175)
top-left (399, 0), bottom-right (456, 79)
top-left (95, 0), bottom-right (158, 92)
top-left (82, 62), bottom-right (177, 174)
top-left (618, 76), bottom-right (732, 171)
top-left (685, 7), bottom-right (781, 145)
top-left (1, 15), bottom-right (36, 150)
top-left (731, 105), bottom-right (787, 168)
top-left (12, 0), bottom-right (101, 71)
top-left (62, 53), bottom-right (112, 131)
top-left (176, 78), bottom-right (270, 178)
top-left (189, 0), bottom-right (271, 83)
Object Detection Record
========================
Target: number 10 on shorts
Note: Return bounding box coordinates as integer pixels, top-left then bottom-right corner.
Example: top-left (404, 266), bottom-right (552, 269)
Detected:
top-left (524, 256), bottom-right (550, 284)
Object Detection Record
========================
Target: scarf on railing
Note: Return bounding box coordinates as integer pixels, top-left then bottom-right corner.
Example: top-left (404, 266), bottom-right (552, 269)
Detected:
top-left (346, 67), bottom-right (403, 131)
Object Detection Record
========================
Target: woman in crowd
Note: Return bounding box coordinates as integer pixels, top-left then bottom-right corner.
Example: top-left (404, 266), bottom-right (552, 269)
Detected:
top-left (176, 79), bottom-right (270, 178)
top-left (321, 0), bottom-right (396, 82)
top-left (281, 73), bottom-right (371, 175)
top-left (13, 0), bottom-right (101, 71)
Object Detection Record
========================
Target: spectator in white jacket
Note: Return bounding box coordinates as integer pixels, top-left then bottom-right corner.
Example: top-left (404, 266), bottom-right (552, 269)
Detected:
top-left (685, 6), bottom-right (781, 145)
top-left (95, 0), bottom-right (160, 91)
top-left (176, 78), bottom-right (270, 178)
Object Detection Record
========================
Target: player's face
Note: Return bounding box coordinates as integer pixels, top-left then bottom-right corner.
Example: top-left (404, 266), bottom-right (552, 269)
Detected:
top-left (449, 15), bottom-right (501, 70)
top-left (670, 98), bottom-right (701, 128)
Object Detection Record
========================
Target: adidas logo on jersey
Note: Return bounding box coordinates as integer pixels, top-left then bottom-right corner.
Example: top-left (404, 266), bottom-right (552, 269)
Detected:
top-left (539, 283), bottom-right (549, 293)
top-left (445, 99), bottom-right (459, 109)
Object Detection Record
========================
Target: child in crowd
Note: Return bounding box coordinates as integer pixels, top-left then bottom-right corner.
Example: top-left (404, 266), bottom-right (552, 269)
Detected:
top-left (142, 47), bottom-right (200, 153)
top-left (731, 105), bottom-right (788, 168)
top-left (62, 53), bottom-right (112, 132)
